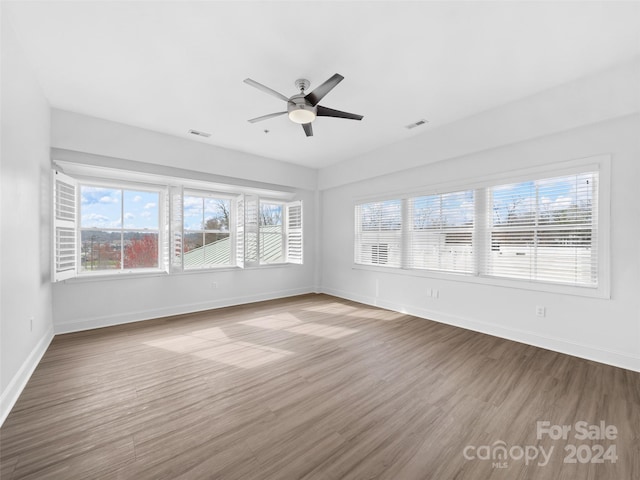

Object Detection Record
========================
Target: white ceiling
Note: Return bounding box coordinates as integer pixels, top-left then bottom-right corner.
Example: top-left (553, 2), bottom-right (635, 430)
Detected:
top-left (4, 1), bottom-right (640, 169)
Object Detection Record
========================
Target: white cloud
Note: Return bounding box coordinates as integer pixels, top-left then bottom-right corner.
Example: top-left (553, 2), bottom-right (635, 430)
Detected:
top-left (183, 197), bottom-right (202, 207)
top-left (99, 195), bottom-right (119, 204)
top-left (144, 202), bottom-right (157, 209)
top-left (83, 213), bottom-right (109, 222)
top-left (133, 195), bottom-right (142, 202)
top-left (551, 196), bottom-right (573, 211)
top-left (124, 212), bottom-right (135, 220)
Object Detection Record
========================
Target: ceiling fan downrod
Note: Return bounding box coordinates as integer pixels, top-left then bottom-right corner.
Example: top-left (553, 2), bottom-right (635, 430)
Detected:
top-left (294, 78), bottom-right (310, 94)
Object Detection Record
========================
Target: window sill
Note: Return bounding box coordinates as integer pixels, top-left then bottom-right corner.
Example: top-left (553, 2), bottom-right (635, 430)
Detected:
top-left (64, 268), bottom-right (169, 283)
top-left (352, 264), bottom-right (609, 299)
top-left (61, 263), bottom-right (303, 283)
top-left (244, 262), bottom-right (303, 269)
top-left (180, 263), bottom-right (302, 273)
top-left (181, 265), bottom-right (239, 274)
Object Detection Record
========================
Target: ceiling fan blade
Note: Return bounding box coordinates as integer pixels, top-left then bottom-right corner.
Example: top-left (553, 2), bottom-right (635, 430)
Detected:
top-left (244, 78), bottom-right (290, 103)
top-left (304, 73), bottom-right (344, 106)
top-left (248, 111), bottom-right (287, 123)
top-left (316, 105), bottom-right (363, 121)
top-left (302, 123), bottom-right (313, 137)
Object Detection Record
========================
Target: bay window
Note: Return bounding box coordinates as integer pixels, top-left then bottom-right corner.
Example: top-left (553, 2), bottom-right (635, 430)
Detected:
top-left (52, 165), bottom-right (304, 281)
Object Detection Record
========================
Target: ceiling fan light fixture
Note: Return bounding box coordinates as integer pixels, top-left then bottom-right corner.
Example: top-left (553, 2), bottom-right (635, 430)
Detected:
top-left (288, 107), bottom-right (316, 124)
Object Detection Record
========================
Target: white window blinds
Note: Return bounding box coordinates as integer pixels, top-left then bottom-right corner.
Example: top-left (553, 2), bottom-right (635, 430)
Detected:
top-left (169, 185), bottom-right (183, 273)
top-left (486, 171), bottom-right (598, 286)
top-left (353, 164), bottom-right (602, 292)
top-left (53, 171), bottom-right (78, 281)
top-left (244, 195), bottom-right (259, 267)
top-left (236, 195), bottom-right (245, 268)
top-left (407, 190), bottom-right (474, 273)
top-left (354, 200), bottom-right (402, 267)
top-left (286, 201), bottom-right (303, 264)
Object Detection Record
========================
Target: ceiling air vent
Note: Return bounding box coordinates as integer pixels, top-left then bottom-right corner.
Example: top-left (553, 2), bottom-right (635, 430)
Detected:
top-left (188, 129), bottom-right (211, 138)
top-left (405, 119), bottom-right (428, 130)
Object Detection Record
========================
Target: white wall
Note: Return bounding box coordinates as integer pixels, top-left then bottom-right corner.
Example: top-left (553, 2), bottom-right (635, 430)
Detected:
top-left (0, 16), bottom-right (54, 423)
top-left (319, 60), bottom-right (640, 191)
top-left (320, 112), bottom-right (640, 371)
top-left (52, 109), bottom-right (317, 192)
top-left (50, 111), bottom-right (319, 333)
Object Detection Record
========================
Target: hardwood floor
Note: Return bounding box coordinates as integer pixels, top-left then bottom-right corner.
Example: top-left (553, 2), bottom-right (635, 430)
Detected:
top-left (1, 294), bottom-right (638, 479)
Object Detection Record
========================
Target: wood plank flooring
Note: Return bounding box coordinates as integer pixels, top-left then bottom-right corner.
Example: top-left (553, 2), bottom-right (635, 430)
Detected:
top-left (1, 294), bottom-right (638, 479)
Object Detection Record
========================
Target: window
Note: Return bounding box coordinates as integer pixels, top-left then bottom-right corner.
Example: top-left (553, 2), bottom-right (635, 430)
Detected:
top-left (259, 202), bottom-right (284, 264)
top-left (486, 172), bottom-right (597, 286)
top-left (239, 198), bottom-right (303, 267)
top-left (182, 193), bottom-right (232, 269)
top-left (408, 190), bottom-right (474, 273)
top-left (354, 200), bottom-right (402, 267)
top-left (79, 185), bottom-right (160, 272)
top-left (353, 159), bottom-right (605, 294)
top-left (52, 165), bottom-right (304, 281)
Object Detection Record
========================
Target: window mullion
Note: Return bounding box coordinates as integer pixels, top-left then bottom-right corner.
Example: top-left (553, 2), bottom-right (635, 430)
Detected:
top-left (120, 188), bottom-right (124, 270)
top-left (401, 198), bottom-right (410, 269)
top-left (533, 182), bottom-right (540, 281)
top-left (474, 187), bottom-right (488, 277)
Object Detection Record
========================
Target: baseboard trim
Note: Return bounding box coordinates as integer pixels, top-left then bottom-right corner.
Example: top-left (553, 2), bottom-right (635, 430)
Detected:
top-left (321, 287), bottom-right (640, 373)
top-left (54, 287), bottom-right (316, 334)
top-left (0, 325), bottom-right (54, 427)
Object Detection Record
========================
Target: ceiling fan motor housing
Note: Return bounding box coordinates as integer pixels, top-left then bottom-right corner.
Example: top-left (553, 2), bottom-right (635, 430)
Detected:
top-left (287, 94), bottom-right (317, 124)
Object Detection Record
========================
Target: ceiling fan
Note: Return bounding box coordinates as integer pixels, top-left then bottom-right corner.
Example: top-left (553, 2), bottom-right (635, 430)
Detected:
top-left (243, 73), bottom-right (363, 137)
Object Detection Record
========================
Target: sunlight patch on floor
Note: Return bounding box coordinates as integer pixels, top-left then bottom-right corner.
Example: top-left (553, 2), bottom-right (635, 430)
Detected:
top-left (144, 333), bottom-right (293, 369)
top-left (240, 312), bottom-right (358, 339)
top-left (302, 303), bottom-right (358, 314)
top-left (193, 342), bottom-right (292, 369)
top-left (285, 323), bottom-right (358, 339)
top-left (188, 326), bottom-right (230, 342)
top-left (143, 334), bottom-right (212, 353)
top-left (240, 313), bottom-right (302, 330)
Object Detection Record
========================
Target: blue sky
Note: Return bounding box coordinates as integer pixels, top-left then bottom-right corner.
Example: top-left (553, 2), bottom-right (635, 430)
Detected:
top-left (492, 173), bottom-right (594, 225)
top-left (183, 195), bottom-right (230, 231)
top-left (81, 187), bottom-right (159, 229)
top-left (360, 172), bottom-right (594, 230)
top-left (412, 191), bottom-right (474, 228)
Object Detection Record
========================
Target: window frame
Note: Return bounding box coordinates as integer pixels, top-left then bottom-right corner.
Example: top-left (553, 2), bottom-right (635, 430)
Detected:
top-left (77, 179), bottom-right (165, 277)
top-left (407, 189), bottom-right (475, 274)
top-left (353, 155), bottom-right (610, 299)
top-left (354, 199), bottom-right (403, 268)
top-left (259, 199), bottom-right (285, 265)
top-left (180, 189), bottom-right (236, 271)
top-left (484, 172), bottom-right (598, 287)
top-left (254, 198), bottom-right (304, 266)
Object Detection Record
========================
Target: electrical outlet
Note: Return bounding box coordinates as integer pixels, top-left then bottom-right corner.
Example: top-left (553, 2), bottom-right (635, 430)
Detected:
top-left (29, 316), bottom-right (34, 332)
top-left (433, 289), bottom-right (439, 299)
top-left (212, 282), bottom-right (218, 289)
top-left (426, 288), bottom-right (432, 297)
top-left (536, 306), bottom-right (546, 317)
